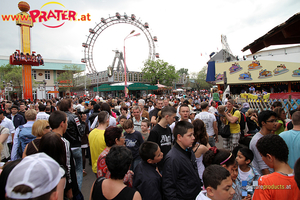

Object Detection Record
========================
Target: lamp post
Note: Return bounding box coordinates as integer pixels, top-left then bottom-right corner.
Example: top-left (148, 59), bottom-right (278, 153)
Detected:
top-left (97, 72), bottom-right (99, 96)
top-left (124, 30), bottom-right (140, 98)
top-left (43, 80), bottom-right (46, 99)
top-left (2, 81), bottom-right (13, 100)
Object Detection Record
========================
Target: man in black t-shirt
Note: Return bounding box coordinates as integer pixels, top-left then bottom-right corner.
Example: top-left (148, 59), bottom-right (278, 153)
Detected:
top-left (150, 99), bottom-right (163, 126)
top-left (148, 106), bottom-right (176, 171)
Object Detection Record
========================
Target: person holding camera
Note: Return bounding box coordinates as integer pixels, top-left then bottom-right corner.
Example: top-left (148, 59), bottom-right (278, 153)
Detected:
top-left (222, 99), bottom-right (241, 151)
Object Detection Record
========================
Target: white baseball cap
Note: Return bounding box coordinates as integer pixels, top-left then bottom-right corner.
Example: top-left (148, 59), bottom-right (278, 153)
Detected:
top-left (6, 153), bottom-right (65, 199)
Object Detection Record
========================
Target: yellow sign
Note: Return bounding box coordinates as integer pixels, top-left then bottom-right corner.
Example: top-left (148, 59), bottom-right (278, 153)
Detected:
top-left (16, 12), bottom-right (33, 27)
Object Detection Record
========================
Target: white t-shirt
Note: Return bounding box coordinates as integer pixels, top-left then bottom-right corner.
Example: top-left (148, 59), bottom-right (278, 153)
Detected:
top-left (170, 119), bottom-right (192, 133)
top-left (36, 112), bottom-right (50, 121)
top-left (208, 106), bottom-right (217, 114)
top-left (195, 112), bottom-right (216, 136)
top-left (238, 166), bottom-right (253, 181)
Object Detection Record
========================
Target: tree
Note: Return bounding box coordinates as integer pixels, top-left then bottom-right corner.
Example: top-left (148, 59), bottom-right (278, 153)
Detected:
top-left (190, 66), bottom-right (212, 90)
top-left (56, 65), bottom-right (88, 91)
top-left (177, 68), bottom-right (189, 75)
top-left (0, 64), bottom-right (23, 98)
top-left (142, 59), bottom-right (179, 86)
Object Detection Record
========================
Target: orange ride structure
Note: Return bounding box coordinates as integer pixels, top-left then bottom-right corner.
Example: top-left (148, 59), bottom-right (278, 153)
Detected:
top-left (9, 1), bottom-right (43, 101)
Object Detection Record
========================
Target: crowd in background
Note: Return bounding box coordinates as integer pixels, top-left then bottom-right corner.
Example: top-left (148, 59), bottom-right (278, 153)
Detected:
top-left (0, 88), bottom-right (299, 200)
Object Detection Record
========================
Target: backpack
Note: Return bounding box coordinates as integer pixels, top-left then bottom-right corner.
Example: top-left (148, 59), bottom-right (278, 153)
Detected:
top-left (17, 125), bottom-right (36, 157)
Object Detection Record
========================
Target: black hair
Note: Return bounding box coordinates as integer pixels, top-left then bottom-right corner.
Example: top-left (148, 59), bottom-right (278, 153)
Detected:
top-left (39, 132), bottom-right (67, 170)
top-left (272, 101), bottom-right (282, 109)
top-left (203, 148), bottom-right (235, 168)
top-left (258, 110), bottom-right (277, 127)
top-left (139, 141), bottom-right (159, 162)
top-left (38, 104), bottom-right (46, 111)
top-left (203, 164), bottom-right (231, 190)
top-left (173, 120), bottom-right (193, 140)
top-left (106, 145), bottom-right (133, 180)
top-left (161, 106), bottom-right (176, 118)
top-left (238, 148), bottom-right (254, 163)
top-left (48, 111), bottom-right (67, 129)
top-left (10, 105), bottom-right (19, 110)
top-left (179, 104), bottom-right (189, 112)
top-left (93, 104), bottom-right (101, 112)
top-left (256, 134), bottom-right (288, 163)
top-left (183, 100), bottom-right (190, 105)
top-left (118, 115), bottom-right (127, 121)
top-left (101, 103), bottom-right (112, 115)
top-left (104, 126), bottom-right (123, 147)
top-left (0, 159), bottom-right (22, 199)
top-left (90, 100), bottom-right (96, 106)
top-left (294, 157), bottom-right (300, 189)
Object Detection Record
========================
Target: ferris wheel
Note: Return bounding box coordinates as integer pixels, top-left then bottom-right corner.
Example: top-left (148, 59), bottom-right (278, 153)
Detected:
top-left (81, 12), bottom-right (159, 73)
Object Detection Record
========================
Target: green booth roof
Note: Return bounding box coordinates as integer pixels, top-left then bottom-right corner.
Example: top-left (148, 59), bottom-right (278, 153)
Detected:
top-left (93, 83), bottom-right (158, 92)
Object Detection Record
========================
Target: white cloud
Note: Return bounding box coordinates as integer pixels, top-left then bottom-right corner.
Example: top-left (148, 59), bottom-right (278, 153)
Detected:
top-left (0, 0), bottom-right (299, 75)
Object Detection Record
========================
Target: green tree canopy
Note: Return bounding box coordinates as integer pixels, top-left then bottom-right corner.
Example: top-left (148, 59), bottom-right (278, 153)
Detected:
top-left (0, 64), bottom-right (23, 97)
top-left (190, 66), bottom-right (212, 90)
top-left (142, 59), bottom-right (179, 86)
top-left (56, 65), bottom-right (88, 91)
top-left (177, 68), bottom-right (189, 75)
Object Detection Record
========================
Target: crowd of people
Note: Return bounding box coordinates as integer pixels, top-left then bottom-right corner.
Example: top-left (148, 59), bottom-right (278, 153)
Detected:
top-left (0, 92), bottom-right (299, 200)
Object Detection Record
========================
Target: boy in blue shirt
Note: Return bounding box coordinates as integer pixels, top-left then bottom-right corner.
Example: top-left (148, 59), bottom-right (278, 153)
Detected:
top-left (133, 141), bottom-right (163, 200)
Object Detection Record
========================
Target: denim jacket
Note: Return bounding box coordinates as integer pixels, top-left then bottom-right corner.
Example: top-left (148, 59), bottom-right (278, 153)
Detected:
top-left (236, 164), bottom-right (260, 196)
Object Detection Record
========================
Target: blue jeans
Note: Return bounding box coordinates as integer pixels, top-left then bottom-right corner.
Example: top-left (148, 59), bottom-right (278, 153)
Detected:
top-left (71, 147), bottom-right (83, 190)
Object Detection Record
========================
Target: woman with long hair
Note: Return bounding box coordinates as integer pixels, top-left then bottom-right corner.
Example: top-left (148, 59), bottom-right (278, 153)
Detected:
top-left (192, 119), bottom-right (210, 181)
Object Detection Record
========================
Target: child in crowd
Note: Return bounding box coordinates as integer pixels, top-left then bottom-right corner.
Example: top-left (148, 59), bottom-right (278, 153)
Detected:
top-left (117, 115), bottom-right (127, 133)
top-left (123, 119), bottom-right (144, 171)
top-left (236, 147), bottom-right (260, 197)
top-left (162, 121), bottom-right (202, 200)
top-left (253, 134), bottom-right (300, 200)
top-left (133, 141), bottom-right (163, 200)
top-left (196, 165), bottom-right (235, 200)
top-left (140, 119), bottom-right (150, 141)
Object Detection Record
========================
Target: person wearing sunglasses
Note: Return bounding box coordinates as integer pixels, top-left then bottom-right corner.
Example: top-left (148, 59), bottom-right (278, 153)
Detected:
top-left (22, 120), bottom-right (51, 158)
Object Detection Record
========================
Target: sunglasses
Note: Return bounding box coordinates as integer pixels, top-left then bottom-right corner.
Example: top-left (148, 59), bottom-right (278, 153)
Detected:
top-left (45, 126), bottom-right (51, 129)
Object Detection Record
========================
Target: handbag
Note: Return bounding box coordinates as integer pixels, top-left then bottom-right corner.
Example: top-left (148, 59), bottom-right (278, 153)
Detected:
top-left (219, 123), bottom-right (231, 138)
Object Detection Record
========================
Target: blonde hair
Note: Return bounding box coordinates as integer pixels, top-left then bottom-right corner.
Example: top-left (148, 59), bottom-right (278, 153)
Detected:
top-left (25, 109), bottom-right (37, 120)
top-left (32, 120), bottom-right (49, 137)
top-left (246, 109), bottom-right (255, 117)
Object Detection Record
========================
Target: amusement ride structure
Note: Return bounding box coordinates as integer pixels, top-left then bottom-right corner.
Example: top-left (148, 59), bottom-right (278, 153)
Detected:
top-left (82, 12), bottom-right (159, 96)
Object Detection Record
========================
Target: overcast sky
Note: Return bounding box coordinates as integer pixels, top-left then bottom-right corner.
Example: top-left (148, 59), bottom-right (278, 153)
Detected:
top-left (0, 0), bottom-right (299, 74)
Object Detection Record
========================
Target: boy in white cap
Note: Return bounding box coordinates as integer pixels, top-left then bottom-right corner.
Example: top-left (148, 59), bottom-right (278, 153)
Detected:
top-left (5, 152), bottom-right (65, 200)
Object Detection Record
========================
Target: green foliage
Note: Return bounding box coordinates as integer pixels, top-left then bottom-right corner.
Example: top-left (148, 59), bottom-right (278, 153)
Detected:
top-left (177, 68), bottom-right (189, 75)
top-left (142, 59), bottom-right (179, 86)
top-left (0, 64), bottom-right (23, 97)
top-left (190, 66), bottom-right (212, 90)
top-left (56, 65), bottom-right (89, 91)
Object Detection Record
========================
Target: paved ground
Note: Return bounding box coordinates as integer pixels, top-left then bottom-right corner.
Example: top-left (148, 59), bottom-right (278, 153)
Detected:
top-left (81, 136), bottom-right (224, 199)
